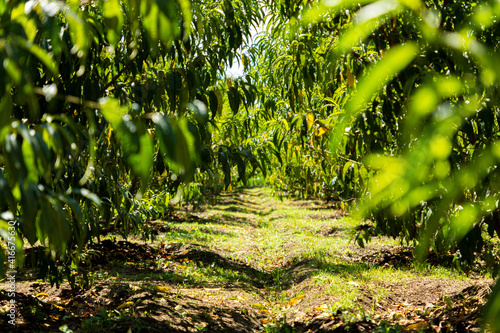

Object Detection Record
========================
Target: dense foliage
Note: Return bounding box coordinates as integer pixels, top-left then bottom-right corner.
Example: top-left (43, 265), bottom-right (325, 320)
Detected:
top-left (0, 0), bottom-right (263, 286)
top-left (1, 0), bottom-right (500, 329)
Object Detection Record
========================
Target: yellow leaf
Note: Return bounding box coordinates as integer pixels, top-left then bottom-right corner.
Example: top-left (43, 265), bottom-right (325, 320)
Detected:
top-left (107, 126), bottom-right (112, 145)
top-left (36, 292), bottom-right (49, 298)
top-left (346, 69), bottom-right (355, 87)
top-left (252, 303), bottom-right (266, 310)
top-left (315, 126), bottom-right (328, 137)
top-left (242, 54), bottom-right (248, 70)
top-left (156, 286), bottom-right (172, 293)
top-left (288, 294), bottom-right (305, 306)
top-left (307, 113), bottom-right (314, 131)
top-left (116, 301), bottom-right (134, 310)
top-left (315, 304), bottom-right (328, 312)
top-left (404, 321), bottom-right (429, 332)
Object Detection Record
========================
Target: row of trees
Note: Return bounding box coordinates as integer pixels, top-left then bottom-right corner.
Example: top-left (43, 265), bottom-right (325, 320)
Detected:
top-left (1, 0), bottom-right (499, 329)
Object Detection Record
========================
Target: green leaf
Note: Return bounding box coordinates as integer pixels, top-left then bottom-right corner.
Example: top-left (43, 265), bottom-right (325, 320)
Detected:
top-left (68, 188), bottom-right (102, 210)
top-left (20, 182), bottom-right (40, 245)
top-left (233, 152), bottom-right (247, 185)
top-left (4, 131), bottom-right (27, 184)
top-left (3, 58), bottom-right (22, 84)
top-left (119, 117), bottom-right (154, 183)
top-left (228, 86), bottom-right (241, 115)
top-left (102, 0), bottom-right (124, 45)
top-left (152, 113), bottom-right (178, 166)
top-left (47, 197), bottom-right (71, 255)
top-left (0, 0), bottom-right (5, 16)
top-left (208, 90), bottom-right (219, 119)
top-left (12, 36), bottom-right (59, 77)
top-left (58, 195), bottom-right (84, 246)
top-left (152, 114), bottom-right (196, 178)
top-left (99, 97), bottom-right (127, 128)
top-left (62, 7), bottom-right (91, 71)
top-left (133, 128), bottom-right (154, 182)
top-left (188, 99), bottom-right (209, 124)
top-left (218, 151), bottom-right (231, 190)
top-left (483, 278), bottom-right (500, 332)
top-left (0, 171), bottom-right (15, 211)
top-left (177, 0), bottom-right (192, 36)
top-left (342, 161), bottom-right (353, 181)
top-left (0, 220), bottom-right (24, 275)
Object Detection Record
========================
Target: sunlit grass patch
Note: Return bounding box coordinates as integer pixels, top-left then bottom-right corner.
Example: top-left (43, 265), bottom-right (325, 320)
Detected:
top-left (140, 187), bottom-right (480, 330)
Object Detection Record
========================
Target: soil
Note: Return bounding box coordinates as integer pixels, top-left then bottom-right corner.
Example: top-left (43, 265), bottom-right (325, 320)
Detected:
top-left (0, 188), bottom-right (495, 332)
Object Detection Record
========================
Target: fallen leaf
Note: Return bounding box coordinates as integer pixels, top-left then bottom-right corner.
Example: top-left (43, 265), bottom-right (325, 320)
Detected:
top-left (252, 303), bottom-right (267, 310)
top-left (130, 285), bottom-right (141, 292)
top-left (156, 286), bottom-right (172, 293)
top-left (36, 292), bottom-right (49, 298)
top-left (314, 312), bottom-right (331, 320)
top-left (116, 301), bottom-right (134, 310)
top-left (404, 321), bottom-right (429, 332)
top-left (315, 304), bottom-right (328, 312)
top-left (288, 294), bottom-right (305, 306)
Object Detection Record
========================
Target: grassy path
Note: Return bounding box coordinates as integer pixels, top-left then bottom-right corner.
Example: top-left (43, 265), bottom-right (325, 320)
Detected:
top-left (1, 187), bottom-right (493, 332)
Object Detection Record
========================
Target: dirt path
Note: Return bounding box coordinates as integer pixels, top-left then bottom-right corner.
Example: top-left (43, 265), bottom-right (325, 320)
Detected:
top-left (0, 187), bottom-right (494, 332)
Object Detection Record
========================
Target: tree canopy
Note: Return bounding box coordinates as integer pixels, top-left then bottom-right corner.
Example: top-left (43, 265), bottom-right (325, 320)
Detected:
top-left (1, 0), bottom-right (500, 329)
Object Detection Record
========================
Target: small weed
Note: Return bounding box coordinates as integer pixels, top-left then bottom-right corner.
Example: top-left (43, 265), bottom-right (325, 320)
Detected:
top-left (81, 309), bottom-right (119, 332)
top-left (263, 315), bottom-right (295, 333)
top-left (374, 321), bottom-right (404, 333)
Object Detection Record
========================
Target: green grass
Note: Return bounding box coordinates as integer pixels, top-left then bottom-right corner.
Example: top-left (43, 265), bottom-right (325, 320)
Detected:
top-left (90, 186), bottom-right (484, 333)
top-left (10, 186), bottom-right (490, 333)
top-left (151, 187), bottom-right (476, 322)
